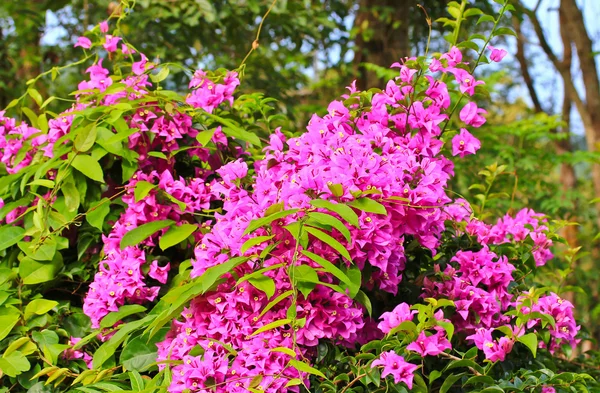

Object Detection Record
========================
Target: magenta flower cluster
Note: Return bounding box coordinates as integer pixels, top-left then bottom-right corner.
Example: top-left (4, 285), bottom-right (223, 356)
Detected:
top-left (0, 20), bottom-right (576, 393)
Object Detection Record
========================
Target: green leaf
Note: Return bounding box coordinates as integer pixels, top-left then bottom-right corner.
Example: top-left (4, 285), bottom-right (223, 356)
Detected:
top-left (31, 330), bottom-right (59, 349)
top-left (120, 220), bottom-right (174, 249)
top-left (463, 8), bottom-right (483, 17)
top-left (307, 212), bottom-right (351, 242)
top-left (250, 319), bottom-right (291, 337)
top-left (74, 123), bottom-right (97, 152)
top-left (129, 371), bottom-right (145, 391)
top-left (22, 107), bottom-right (38, 128)
top-left (71, 155), bottom-right (105, 183)
top-left (440, 373), bottom-right (464, 393)
top-left (93, 316), bottom-right (152, 369)
top-left (477, 14), bottom-right (495, 24)
top-left (429, 370), bottom-right (442, 385)
top-left (327, 183), bottom-right (344, 197)
top-left (293, 265), bottom-right (318, 298)
top-left (310, 200), bottom-right (359, 228)
top-left (27, 89), bottom-right (43, 106)
top-left (205, 113), bottom-right (261, 146)
top-left (285, 378), bottom-right (303, 388)
top-left (150, 67), bottom-right (170, 83)
top-left (27, 179), bottom-right (55, 189)
top-left (62, 175), bottom-right (80, 212)
top-left (224, 126), bottom-right (261, 146)
top-left (247, 275), bottom-right (276, 298)
top-left (240, 235), bottom-right (275, 255)
top-left (120, 336), bottom-right (157, 372)
top-left (196, 129), bottom-right (216, 146)
top-left (304, 226), bottom-right (351, 262)
top-left (437, 320), bottom-right (455, 341)
top-left (86, 198), bottom-right (110, 230)
top-left (20, 238), bottom-right (57, 261)
top-left (288, 359), bottom-right (326, 378)
top-left (243, 209), bottom-right (300, 235)
top-left (159, 224), bottom-right (198, 250)
top-left (258, 290), bottom-right (293, 318)
top-left (24, 299), bottom-right (58, 320)
top-left (0, 351), bottom-right (30, 377)
top-left (134, 181), bottom-right (156, 202)
top-left (355, 290), bottom-right (372, 316)
top-left (0, 226), bottom-right (25, 251)
top-left (301, 250), bottom-right (359, 298)
top-left (517, 332), bottom-right (537, 358)
top-left (0, 310), bottom-right (20, 341)
top-left (270, 347), bottom-right (296, 357)
top-left (19, 254), bottom-right (64, 285)
top-left (493, 27), bottom-right (517, 37)
top-left (100, 305), bottom-right (147, 329)
top-left (348, 197), bottom-right (386, 215)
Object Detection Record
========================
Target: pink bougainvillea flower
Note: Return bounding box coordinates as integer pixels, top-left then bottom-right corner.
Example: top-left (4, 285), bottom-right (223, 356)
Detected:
top-left (100, 20), bottom-right (109, 33)
top-left (149, 260), bottom-right (170, 284)
top-left (407, 331), bottom-right (452, 356)
top-left (448, 68), bottom-right (485, 95)
top-left (452, 128), bottom-right (481, 157)
top-left (541, 387), bottom-right (556, 393)
top-left (488, 45), bottom-right (508, 62)
top-left (103, 35), bottom-right (121, 52)
top-left (74, 36), bottom-right (92, 49)
top-left (378, 303), bottom-right (417, 334)
top-left (459, 102), bottom-right (487, 127)
top-left (133, 54), bottom-right (153, 75)
top-left (372, 351), bottom-right (418, 388)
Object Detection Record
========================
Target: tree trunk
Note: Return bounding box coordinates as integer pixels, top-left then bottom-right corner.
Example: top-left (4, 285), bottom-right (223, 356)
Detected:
top-left (559, 0), bottom-right (600, 230)
top-left (353, 0), bottom-right (410, 90)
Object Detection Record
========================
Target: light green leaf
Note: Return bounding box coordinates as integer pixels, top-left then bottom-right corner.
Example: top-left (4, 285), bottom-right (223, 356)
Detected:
top-left (0, 226), bottom-right (25, 251)
top-left (27, 89), bottom-right (43, 106)
top-left (240, 235), bottom-right (275, 255)
top-left (72, 155), bottom-right (105, 183)
top-left (74, 123), bottom-right (97, 152)
top-left (0, 351), bottom-right (30, 377)
top-left (150, 67), bottom-right (170, 83)
top-left (100, 305), bottom-right (147, 329)
top-left (248, 275), bottom-right (276, 298)
top-left (196, 129), bottom-right (216, 147)
top-left (120, 220), bottom-right (174, 249)
top-left (304, 226), bottom-right (352, 261)
top-left (0, 310), bottom-right (20, 341)
top-left (24, 299), bottom-right (58, 320)
top-left (86, 198), bottom-right (110, 230)
top-left (348, 197), bottom-right (387, 215)
top-left (134, 181), bottom-right (156, 202)
top-left (19, 254), bottom-right (64, 285)
top-left (288, 359), bottom-right (326, 378)
top-left (301, 250), bottom-right (359, 298)
top-left (243, 209), bottom-right (300, 235)
top-left (310, 199), bottom-right (359, 228)
top-left (270, 347), bottom-right (296, 357)
top-left (307, 212), bottom-right (351, 242)
top-left (250, 319), bottom-right (291, 337)
top-left (517, 332), bottom-right (537, 358)
top-left (159, 224), bottom-right (198, 250)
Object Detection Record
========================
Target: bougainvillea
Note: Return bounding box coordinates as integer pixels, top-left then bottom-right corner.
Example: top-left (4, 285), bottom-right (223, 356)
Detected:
top-left (0, 1), bottom-right (595, 393)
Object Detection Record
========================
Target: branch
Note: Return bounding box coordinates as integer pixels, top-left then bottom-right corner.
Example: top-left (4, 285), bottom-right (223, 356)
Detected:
top-left (512, 15), bottom-right (543, 113)
top-left (514, 0), bottom-right (593, 131)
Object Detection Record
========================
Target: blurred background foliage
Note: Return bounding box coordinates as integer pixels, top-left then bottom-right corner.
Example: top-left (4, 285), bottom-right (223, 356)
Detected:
top-left (2, 0), bottom-right (600, 368)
